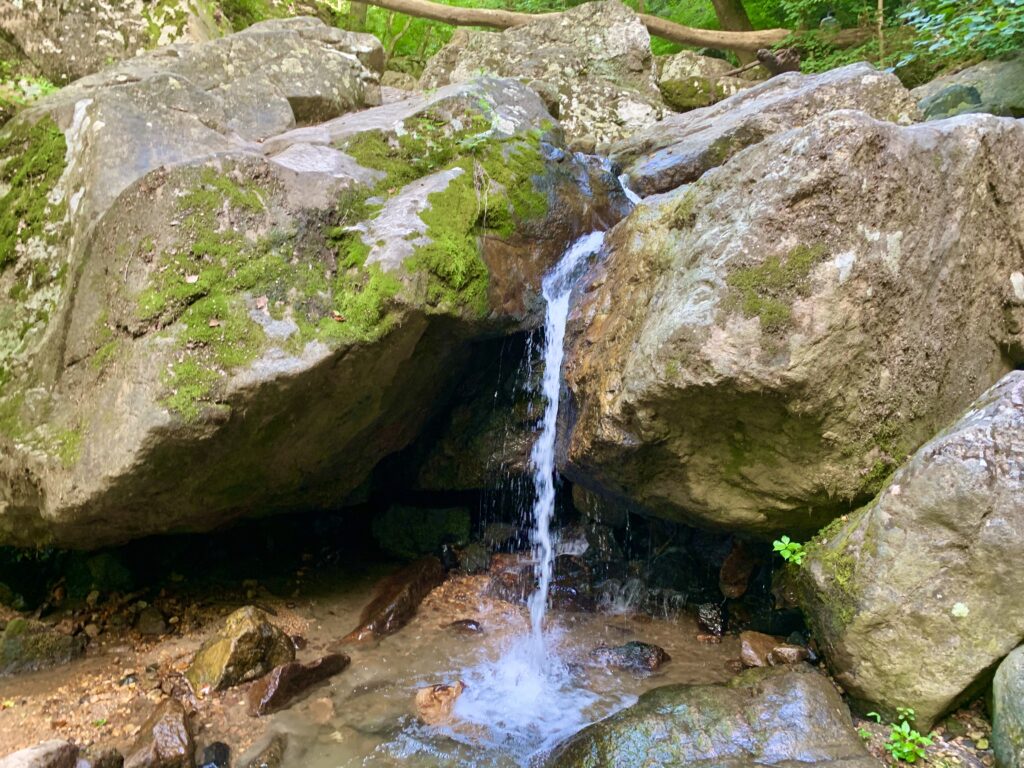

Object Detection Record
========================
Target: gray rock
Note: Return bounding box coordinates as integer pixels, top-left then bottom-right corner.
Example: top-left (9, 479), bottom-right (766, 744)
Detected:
top-left (0, 618), bottom-right (86, 676)
top-left (420, 0), bottom-right (664, 146)
top-left (994, 645), bottom-right (1024, 768)
top-left (0, 741), bottom-right (78, 768)
top-left (185, 606), bottom-right (294, 692)
top-left (657, 50), bottom-right (756, 112)
top-left (800, 372), bottom-right (1024, 729)
top-left (611, 62), bottom-right (920, 197)
top-left (564, 110), bottom-right (1024, 537)
top-left (913, 54), bottom-right (1024, 119)
top-left (546, 665), bottom-right (880, 767)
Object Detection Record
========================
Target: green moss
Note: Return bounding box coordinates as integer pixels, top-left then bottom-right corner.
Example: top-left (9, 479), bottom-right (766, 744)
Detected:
top-left (51, 427), bottom-right (83, 467)
top-left (659, 76), bottom-right (730, 112)
top-left (90, 340), bottom-right (120, 371)
top-left (726, 243), bottom-right (828, 333)
top-left (162, 360), bottom-right (220, 423)
top-left (804, 512), bottom-right (865, 633)
top-left (219, 0), bottom-right (282, 30)
top-left (0, 116), bottom-right (67, 269)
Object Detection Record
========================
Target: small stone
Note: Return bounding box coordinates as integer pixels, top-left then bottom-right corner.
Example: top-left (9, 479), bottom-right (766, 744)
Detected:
top-left (134, 607), bottom-right (167, 637)
top-left (307, 697), bottom-right (335, 726)
top-left (740, 631), bottom-right (809, 668)
top-left (415, 681), bottom-right (465, 726)
top-left (84, 624), bottom-right (101, 639)
top-left (122, 698), bottom-right (194, 768)
top-left (696, 603), bottom-right (724, 636)
top-left (697, 633), bottom-right (722, 645)
top-left (589, 641), bottom-right (671, 672)
top-left (86, 591), bottom-right (101, 608)
top-left (248, 654), bottom-right (350, 716)
top-left (446, 620), bottom-right (483, 635)
top-left (198, 742), bottom-right (230, 768)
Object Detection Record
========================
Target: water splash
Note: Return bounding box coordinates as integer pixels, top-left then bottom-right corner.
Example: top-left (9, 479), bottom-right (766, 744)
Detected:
top-left (525, 230), bottom-right (606, 656)
top-left (618, 173), bottom-right (642, 205)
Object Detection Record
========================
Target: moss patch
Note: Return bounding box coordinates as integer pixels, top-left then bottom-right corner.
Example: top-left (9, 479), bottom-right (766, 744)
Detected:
top-left (726, 243), bottom-right (828, 333)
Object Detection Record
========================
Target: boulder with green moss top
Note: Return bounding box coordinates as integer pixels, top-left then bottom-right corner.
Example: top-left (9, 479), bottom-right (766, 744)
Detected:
top-left (546, 664), bottom-right (880, 767)
top-left (657, 50), bottom-right (758, 112)
top-left (0, 20), bottom-right (626, 547)
top-left (419, 0), bottom-right (664, 148)
top-left (562, 110), bottom-right (1024, 538)
top-left (799, 371), bottom-right (1024, 730)
top-left (612, 62), bottom-right (920, 197)
top-left (186, 606), bottom-right (294, 692)
top-left (913, 54), bottom-right (1024, 120)
top-left (0, 618), bottom-right (86, 676)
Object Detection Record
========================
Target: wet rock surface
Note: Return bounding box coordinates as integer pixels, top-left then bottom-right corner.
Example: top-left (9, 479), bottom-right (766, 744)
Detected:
top-left (186, 607), bottom-right (295, 693)
top-left (738, 631), bottom-right (808, 668)
top-left (546, 664), bottom-right (880, 767)
top-left (247, 653), bottom-right (351, 716)
top-left (414, 681), bottom-right (465, 726)
top-left (343, 557), bottom-right (445, 642)
top-left (239, 734), bottom-right (288, 768)
top-left (801, 372), bottom-right (1024, 729)
top-left (589, 641), bottom-right (670, 672)
top-left (122, 699), bottom-right (194, 768)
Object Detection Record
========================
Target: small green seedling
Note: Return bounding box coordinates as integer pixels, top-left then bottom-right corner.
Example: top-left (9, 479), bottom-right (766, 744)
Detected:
top-left (869, 707), bottom-right (933, 763)
top-left (772, 535), bottom-right (806, 565)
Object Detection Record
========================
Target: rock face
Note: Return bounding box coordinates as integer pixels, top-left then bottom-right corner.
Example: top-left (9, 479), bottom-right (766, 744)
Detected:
top-left (186, 607), bottom-right (295, 692)
top-left (0, 741), bottom-right (78, 768)
top-left (371, 506), bottom-right (470, 559)
top-left (123, 699), bottom-right (194, 768)
top-left (612, 63), bottom-right (920, 197)
top-left (994, 645), bottom-right (1024, 768)
top-left (799, 372), bottom-right (1024, 729)
top-left (0, 618), bottom-right (85, 676)
top-left (546, 665), bottom-right (880, 767)
top-left (0, 17), bottom-right (625, 548)
top-left (343, 556), bottom-right (445, 642)
top-left (563, 107), bottom-right (1024, 537)
top-left (657, 51), bottom-right (755, 112)
top-left (419, 0), bottom-right (663, 147)
top-left (913, 54), bottom-right (1024, 120)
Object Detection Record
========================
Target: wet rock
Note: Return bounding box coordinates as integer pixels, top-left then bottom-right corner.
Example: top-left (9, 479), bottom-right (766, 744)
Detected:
top-left (0, 618), bottom-right (86, 676)
top-left (590, 641), bottom-right (670, 672)
top-left (0, 741), bottom-right (78, 768)
top-left (546, 665), bottom-right (878, 767)
top-left (913, 53), bottom-right (1024, 119)
top-left (371, 506), bottom-right (471, 560)
top-left (611, 62), bottom-right (919, 197)
top-left (739, 631), bottom-right (809, 668)
top-left (186, 607), bottom-right (295, 693)
top-left (696, 603), bottom-right (724, 637)
top-left (123, 698), bottom-right (194, 768)
top-left (420, 0), bottom-right (663, 145)
top-left (197, 743), bottom-right (230, 768)
top-left (564, 108), bottom-right (1024, 538)
top-left (343, 557), bottom-right (445, 643)
top-left (446, 619), bottom-right (483, 635)
top-left (993, 645), bottom-right (1024, 768)
top-left (415, 681), bottom-right (465, 726)
top-left (240, 735), bottom-right (287, 768)
top-left (718, 539), bottom-right (756, 599)
top-left (571, 486), bottom-right (630, 528)
top-left (248, 653), bottom-right (351, 716)
top-left (486, 554), bottom-right (534, 604)
top-left (800, 372), bottom-right (1024, 728)
top-left (550, 555), bottom-right (596, 611)
top-left (482, 523), bottom-right (519, 550)
top-left (455, 543), bottom-right (491, 574)
top-left (87, 749), bottom-right (124, 768)
top-left (135, 606), bottom-right (168, 637)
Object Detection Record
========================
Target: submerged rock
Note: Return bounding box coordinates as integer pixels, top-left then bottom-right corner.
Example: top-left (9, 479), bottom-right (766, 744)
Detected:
top-left (240, 735), bottom-right (288, 768)
top-left (415, 680), bottom-right (465, 726)
top-left (994, 645), bottom-right (1024, 768)
top-left (612, 62), bottom-right (919, 197)
top-left (420, 0), bottom-right (663, 146)
top-left (739, 631), bottom-right (808, 668)
top-left (564, 107), bottom-right (1024, 538)
top-left (913, 54), bottom-right (1024, 119)
top-left (800, 372), bottom-right (1024, 728)
top-left (123, 699), bottom-right (194, 768)
top-left (0, 16), bottom-right (624, 548)
top-left (0, 618), bottom-right (85, 676)
top-left (248, 653), bottom-right (351, 716)
top-left (589, 641), bottom-right (670, 672)
top-left (0, 741), bottom-right (78, 768)
top-left (446, 619), bottom-right (483, 635)
top-left (186, 607), bottom-right (294, 692)
top-left (546, 665), bottom-right (879, 767)
top-left (343, 556), bottom-right (445, 642)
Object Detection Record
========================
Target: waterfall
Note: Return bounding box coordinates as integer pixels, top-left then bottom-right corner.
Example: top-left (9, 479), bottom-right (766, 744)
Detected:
top-left (525, 230), bottom-right (606, 656)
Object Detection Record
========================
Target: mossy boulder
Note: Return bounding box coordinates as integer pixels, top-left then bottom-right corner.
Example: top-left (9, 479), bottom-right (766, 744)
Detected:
top-left (800, 372), bottom-right (1024, 729)
top-left (545, 664), bottom-right (879, 767)
top-left (0, 618), bottom-right (86, 676)
top-left (612, 63), bottom-right (920, 197)
top-left (563, 110), bottom-right (1024, 537)
top-left (420, 0), bottom-right (664, 147)
top-left (913, 54), bottom-right (1024, 120)
top-left (0, 21), bottom-right (624, 548)
top-left (994, 645), bottom-right (1024, 768)
top-left (185, 606), bottom-right (294, 692)
top-left (657, 50), bottom-right (755, 112)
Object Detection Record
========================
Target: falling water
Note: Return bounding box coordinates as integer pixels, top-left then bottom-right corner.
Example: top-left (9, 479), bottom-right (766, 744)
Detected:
top-left (525, 229), bottom-right (606, 655)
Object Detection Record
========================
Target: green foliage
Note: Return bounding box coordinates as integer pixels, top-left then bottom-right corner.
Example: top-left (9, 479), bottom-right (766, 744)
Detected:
top-left (868, 708), bottom-right (934, 763)
top-left (772, 535), bottom-right (806, 565)
top-left (901, 0), bottom-right (1024, 62)
top-left (0, 60), bottom-right (58, 112)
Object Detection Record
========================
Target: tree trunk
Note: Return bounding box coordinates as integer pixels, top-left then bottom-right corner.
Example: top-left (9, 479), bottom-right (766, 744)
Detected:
top-left (348, 1), bottom-right (369, 31)
top-left (355, 0), bottom-right (790, 53)
top-left (710, 0), bottom-right (756, 63)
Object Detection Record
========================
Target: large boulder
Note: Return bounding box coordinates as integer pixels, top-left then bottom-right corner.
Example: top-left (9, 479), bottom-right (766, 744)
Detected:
top-left (913, 54), bottom-right (1024, 120)
top-left (800, 372), bottom-right (1024, 729)
top-left (994, 645), bottom-right (1024, 768)
top-left (419, 0), bottom-right (663, 147)
top-left (656, 50), bottom-right (756, 113)
top-left (545, 664), bottom-right (880, 767)
top-left (186, 606), bottom-right (295, 692)
top-left (562, 109), bottom-right (1024, 538)
top-left (612, 62), bottom-right (920, 197)
top-left (0, 618), bottom-right (86, 676)
top-left (0, 19), bottom-right (626, 548)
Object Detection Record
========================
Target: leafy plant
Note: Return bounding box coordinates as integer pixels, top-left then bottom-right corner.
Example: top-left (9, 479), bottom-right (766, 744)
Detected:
top-left (901, 0), bottom-right (1024, 62)
top-left (868, 708), bottom-right (934, 763)
top-left (772, 535), bottom-right (806, 565)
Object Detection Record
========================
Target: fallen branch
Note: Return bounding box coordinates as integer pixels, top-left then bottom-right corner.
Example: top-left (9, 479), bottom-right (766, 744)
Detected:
top-left (357, 0), bottom-right (790, 53)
